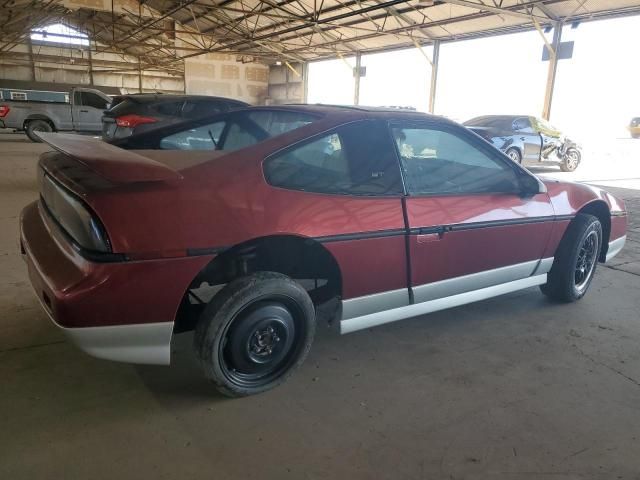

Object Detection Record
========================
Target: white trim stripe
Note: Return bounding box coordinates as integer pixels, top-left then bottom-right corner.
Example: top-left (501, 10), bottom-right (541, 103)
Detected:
top-left (340, 274), bottom-right (547, 334)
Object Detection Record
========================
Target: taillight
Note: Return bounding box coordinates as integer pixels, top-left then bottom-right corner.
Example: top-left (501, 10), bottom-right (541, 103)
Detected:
top-left (115, 114), bottom-right (158, 128)
top-left (0, 105), bottom-right (10, 117)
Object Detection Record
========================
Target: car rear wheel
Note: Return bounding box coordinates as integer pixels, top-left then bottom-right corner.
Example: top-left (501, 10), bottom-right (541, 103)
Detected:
top-left (560, 148), bottom-right (580, 172)
top-left (194, 272), bottom-right (316, 397)
top-left (25, 120), bottom-right (53, 142)
top-left (540, 213), bottom-right (602, 302)
top-left (505, 147), bottom-right (522, 164)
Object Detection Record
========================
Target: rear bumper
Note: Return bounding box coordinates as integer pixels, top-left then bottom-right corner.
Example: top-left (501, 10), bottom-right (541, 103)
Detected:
top-left (20, 200), bottom-right (213, 364)
top-left (31, 289), bottom-right (173, 364)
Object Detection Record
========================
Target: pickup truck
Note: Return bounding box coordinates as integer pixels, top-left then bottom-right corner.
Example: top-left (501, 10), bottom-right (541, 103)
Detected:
top-left (0, 87), bottom-right (111, 142)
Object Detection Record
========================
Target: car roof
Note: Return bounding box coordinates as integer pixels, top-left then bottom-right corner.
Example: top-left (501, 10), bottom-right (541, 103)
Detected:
top-left (467, 114), bottom-right (530, 121)
top-left (116, 94), bottom-right (249, 105)
top-left (248, 103), bottom-right (446, 122)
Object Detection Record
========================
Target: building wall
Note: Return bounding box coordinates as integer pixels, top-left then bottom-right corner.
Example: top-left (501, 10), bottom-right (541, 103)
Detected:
top-left (183, 53), bottom-right (269, 105)
top-left (267, 62), bottom-right (306, 105)
top-left (0, 42), bottom-right (184, 94)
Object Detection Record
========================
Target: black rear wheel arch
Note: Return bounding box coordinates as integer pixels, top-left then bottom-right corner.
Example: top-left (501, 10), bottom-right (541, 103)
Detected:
top-left (174, 235), bottom-right (343, 334)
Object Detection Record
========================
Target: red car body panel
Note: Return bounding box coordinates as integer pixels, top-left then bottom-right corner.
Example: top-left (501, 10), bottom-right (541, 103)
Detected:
top-left (405, 192), bottom-right (555, 285)
top-left (20, 106), bottom-right (627, 351)
top-left (324, 236), bottom-right (408, 298)
top-left (21, 201), bottom-right (213, 328)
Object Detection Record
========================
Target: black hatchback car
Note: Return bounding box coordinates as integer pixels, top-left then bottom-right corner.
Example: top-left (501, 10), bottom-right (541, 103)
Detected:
top-left (102, 94), bottom-right (248, 141)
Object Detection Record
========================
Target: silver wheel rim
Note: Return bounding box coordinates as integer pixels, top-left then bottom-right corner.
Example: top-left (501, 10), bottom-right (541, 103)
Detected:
top-left (566, 151), bottom-right (579, 170)
top-left (574, 230), bottom-right (598, 293)
top-left (507, 150), bottom-right (519, 162)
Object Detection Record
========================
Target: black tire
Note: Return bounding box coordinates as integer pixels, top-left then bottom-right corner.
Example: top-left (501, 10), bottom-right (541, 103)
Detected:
top-left (194, 272), bottom-right (316, 397)
top-left (505, 147), bottom-right (522, 164)
top-left (560, 148), bottom-right (580, 172)
top-left (540, 213), bottom-right (602, 302)
top-left (25, 120), bottom-right (53, 142)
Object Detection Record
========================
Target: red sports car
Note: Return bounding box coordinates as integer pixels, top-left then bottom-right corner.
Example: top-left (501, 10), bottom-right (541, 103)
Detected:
top-left (20, 105), bottom-right (627, 396)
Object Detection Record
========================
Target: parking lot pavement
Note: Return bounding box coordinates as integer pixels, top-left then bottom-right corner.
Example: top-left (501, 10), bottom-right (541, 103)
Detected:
top-left (1, 133), bottom-right (640, 479)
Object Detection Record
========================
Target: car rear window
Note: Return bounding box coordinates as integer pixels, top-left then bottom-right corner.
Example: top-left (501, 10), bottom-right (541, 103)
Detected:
top-left (158, 110), bottom-right (318, 151)
top-left (106, 98), bottom-right (138, 115)
top-left (154, 101), bottom-right (184, 116)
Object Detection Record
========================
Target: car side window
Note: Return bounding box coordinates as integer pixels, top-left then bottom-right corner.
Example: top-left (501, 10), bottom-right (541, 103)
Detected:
top-left (80, 92), bottom-right (109, 110)
top-left (512, 117), bottom-right (532, 131)
top-left (264, 120), bottom-right (403, 196)
top-left (159, 121), bottom-right (226, 150)
top-left (157, 110), bottom-right (317, 151)
top-left (391, 125), bottom-right (519, 195)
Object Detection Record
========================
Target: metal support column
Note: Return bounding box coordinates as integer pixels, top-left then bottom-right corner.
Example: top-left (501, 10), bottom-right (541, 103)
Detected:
top-left (87, 44), bottom-right (94, 85)
top-left (27, 37), bottom-right (36, 81)
top-left (302, 62), bottom-right (309, 103)
top-left (428, 40), bottom-right (440, 114)
top-left (353, 52), bottom-right (362, 105)
top-left (542, 22), bottom-right (562, 120)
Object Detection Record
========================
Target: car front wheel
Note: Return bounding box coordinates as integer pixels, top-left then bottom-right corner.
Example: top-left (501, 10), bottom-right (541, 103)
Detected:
top-left (505, 147), bottom-right (522, 164)
top-left (194, 272), bottom-right (316, 397)
top-left (540, 213), bottom-right (602, 302)
top-left (560, 148), bottom-right (581, 172)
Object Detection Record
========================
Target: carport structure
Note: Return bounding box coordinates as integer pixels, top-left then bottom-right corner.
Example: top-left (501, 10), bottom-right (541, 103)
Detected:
top-left (1, 0), bottom-right (639, 114)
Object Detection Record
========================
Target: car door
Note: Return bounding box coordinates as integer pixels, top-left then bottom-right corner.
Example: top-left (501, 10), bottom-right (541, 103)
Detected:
top-left (73, 91), bottom-right (110, 132)
top-left (513, 116), bottom-right (541, 161)
top-left (262, 119), bottom-right (409, 319)
top-left (533, 117), bottom-right (563, 154)
top-left (390, 120), bottom-right (555, 303)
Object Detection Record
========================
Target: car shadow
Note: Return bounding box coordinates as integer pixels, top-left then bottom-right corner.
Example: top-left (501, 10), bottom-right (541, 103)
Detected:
top-left (134, 331), bottom-right (226, 403)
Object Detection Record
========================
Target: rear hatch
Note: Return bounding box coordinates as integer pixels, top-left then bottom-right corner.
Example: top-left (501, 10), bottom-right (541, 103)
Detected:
top-left (102, 95), bottom-right (183, 140)
top-left (37, 132), bottom-right (183, 183)
top-left (35, 132), bottom-right (223, 255)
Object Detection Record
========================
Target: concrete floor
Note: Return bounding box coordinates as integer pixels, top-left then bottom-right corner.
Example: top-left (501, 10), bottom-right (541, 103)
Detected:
top-left (1, 131), bottom-right (640, 479)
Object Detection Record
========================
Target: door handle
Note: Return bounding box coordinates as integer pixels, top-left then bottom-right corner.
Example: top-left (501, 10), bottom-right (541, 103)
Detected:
top-left (417, 233), bottom-right (441, 243)
top-left (80, 109), bottom-right (88, 113)
top-left (417, 226), bottom-right (446, 243)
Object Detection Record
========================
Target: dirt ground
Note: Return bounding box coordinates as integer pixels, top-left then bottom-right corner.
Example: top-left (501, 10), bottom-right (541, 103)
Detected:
top-left (1, 131), bottom-right (640, 480)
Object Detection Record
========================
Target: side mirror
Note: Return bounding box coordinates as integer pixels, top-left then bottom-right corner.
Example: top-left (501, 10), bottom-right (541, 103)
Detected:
top-left (518, 174), bottom-right (546, 197)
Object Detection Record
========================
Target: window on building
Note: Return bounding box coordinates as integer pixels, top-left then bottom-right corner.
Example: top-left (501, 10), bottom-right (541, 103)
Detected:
top-left (31, 24), bottom-right (89, 47)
